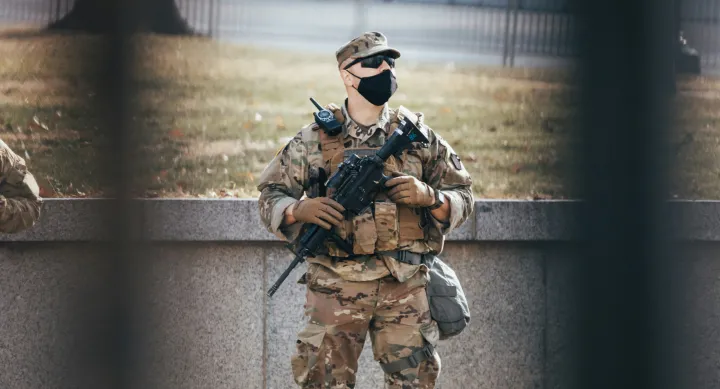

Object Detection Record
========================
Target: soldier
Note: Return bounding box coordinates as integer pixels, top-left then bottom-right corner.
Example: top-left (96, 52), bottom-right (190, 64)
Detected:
top-left (257, 31), bottom-right (474, 388)
top-left (0, 139), bottom-right (43, 234)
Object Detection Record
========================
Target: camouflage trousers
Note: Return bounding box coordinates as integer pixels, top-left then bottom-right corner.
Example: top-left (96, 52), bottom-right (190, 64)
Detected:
top-left (291, 263), bottom-right (441, 389)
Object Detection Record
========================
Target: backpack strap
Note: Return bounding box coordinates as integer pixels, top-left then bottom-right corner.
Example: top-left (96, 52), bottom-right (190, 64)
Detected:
top-left (315, 103), bottom-right (346, 172)
top-left (379, 343), bottom-right (435, 374)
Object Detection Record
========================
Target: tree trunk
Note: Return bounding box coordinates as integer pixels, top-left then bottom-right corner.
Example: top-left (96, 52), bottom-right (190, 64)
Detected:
top-left (48, 0), bottom-right (195, 35)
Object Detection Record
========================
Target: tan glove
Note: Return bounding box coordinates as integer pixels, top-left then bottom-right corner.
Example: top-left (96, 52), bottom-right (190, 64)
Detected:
top-left (291, 197), bottom-right (346, 230)
top-left (385, 172), bottom-right (435, 208)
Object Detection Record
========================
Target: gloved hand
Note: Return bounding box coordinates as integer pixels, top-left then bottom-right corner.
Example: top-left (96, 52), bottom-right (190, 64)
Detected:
top-left (385, 172), bottom-right (435, 208)
top-left (291, 197), bottom-right (346, 230)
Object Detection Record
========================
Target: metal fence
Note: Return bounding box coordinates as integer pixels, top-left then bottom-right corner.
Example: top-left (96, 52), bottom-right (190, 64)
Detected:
top-left (0, 0), bottom-right (221, 36)
top-left (0, 0), bottom-right (718, 69)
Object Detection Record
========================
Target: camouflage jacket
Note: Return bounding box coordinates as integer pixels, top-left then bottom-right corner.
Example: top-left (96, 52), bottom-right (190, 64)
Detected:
top-left (0, 139), bottom-right (43, 234)
top-left (257, 100), bottom-right (473, 282)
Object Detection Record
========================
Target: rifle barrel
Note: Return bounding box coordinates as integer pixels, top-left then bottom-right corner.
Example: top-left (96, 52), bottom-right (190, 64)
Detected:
top-left (267, 253), bottom-right (304, 297)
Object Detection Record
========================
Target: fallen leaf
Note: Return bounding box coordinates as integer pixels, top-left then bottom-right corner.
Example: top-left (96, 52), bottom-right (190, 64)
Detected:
top-left (439, 107), bottom-right (452, 114)
top-left (169, 129), bottom-right (184, 138)
top-left (39, 186), bottom-right (53, 197)
top-left (532, 193), bottom-right (553, 200)
top-left (275, 116), bottom-right (286, 130)
top-left (511, 164), bottom-right (522, 173)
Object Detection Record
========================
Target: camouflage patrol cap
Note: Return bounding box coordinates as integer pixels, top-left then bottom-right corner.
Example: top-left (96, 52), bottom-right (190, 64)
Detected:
top-left (335, 31), bottom-right (401, 69)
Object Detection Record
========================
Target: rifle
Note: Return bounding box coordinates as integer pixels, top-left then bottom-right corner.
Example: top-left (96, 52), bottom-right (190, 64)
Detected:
top-left (266, 116), bottom-right (430, 297)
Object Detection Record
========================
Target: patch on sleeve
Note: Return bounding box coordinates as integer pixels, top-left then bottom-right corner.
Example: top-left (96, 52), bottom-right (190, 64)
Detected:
top-left (450, 153), bottom-right (463, 170)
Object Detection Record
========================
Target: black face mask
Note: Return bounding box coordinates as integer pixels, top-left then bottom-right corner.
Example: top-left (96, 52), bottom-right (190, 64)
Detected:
top-left (348, 69), bottom-right (398, 106)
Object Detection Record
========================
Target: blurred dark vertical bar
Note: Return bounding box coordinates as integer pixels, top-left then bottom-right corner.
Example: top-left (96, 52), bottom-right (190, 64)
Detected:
top-left (99, 0), bottom-right (138, 388)
top-left (574, 0), bottom-right (677, 387)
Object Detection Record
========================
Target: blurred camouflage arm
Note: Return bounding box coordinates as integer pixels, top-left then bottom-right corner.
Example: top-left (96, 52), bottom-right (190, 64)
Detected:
top-left (421, 127), bottom-right (474, 236)
top-left (0, 141), bottom-right (43, 234)
top-left (0, 193), bottom-right (42, 234)
top-left (257, 131), bottom-right (309, 242)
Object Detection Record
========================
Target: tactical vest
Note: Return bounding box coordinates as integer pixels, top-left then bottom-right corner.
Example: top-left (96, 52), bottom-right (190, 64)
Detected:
top-left (316, 106), bottom-right (426, 257)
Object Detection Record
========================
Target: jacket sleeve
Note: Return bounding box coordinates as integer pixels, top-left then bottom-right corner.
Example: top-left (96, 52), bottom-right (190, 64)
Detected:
top-left (421, 126), bottom-right (474, 237)
top-left (256, 129), bottom-right (310, 242)
top-left (0, 140), bottom-right (43, 234)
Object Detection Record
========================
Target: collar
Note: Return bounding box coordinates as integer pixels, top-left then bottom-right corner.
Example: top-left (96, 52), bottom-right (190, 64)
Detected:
top-left (341, 98), bottom-right (390, 143)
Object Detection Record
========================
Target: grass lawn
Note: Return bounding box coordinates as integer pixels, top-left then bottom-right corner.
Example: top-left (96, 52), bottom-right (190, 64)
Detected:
top-left (0, 26), bottom-right (718, 199)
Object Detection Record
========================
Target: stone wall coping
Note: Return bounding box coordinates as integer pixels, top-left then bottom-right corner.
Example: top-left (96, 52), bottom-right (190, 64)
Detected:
top-left (0, 198), bottom-right (717, 241)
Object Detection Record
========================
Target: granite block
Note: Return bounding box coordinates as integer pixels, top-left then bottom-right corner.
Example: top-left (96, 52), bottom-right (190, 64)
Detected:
top-left (475, 200), bottom-right (582, 241)
top-left (264, 245), bottom-right (307, 389)
top-left (434, 243), bottom-right (546, 389)
top-left (544, 245), bottom-right (581, 389)
top-left (140, 199), bottom-right (278, 241)
top-left (2, 199), bottom-right (719, 243)
top-left (671, 243), bottom-right (720, 389)
top-left (669, 200), bottom-right (720, 241)
top-left (0, 199), bottom-right (113, 242)
top-left (132, 244), bottom-right (265, 389)
top-left (0, 243), bottom-right (116, 389)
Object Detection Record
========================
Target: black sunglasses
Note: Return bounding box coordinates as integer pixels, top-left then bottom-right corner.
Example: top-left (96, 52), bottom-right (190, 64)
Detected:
top-left (343, 54), bottom-right (396, 70)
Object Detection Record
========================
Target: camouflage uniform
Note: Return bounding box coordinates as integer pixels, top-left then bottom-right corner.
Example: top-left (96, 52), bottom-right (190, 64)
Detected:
top-left (257, 32), bottom-right (473, 389)
top-left (0, 138), bottom-right (43, 233)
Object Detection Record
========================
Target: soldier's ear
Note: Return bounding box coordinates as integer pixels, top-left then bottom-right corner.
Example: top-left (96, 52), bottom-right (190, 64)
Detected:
top-left (340, 69), bottom-right (354, 87)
